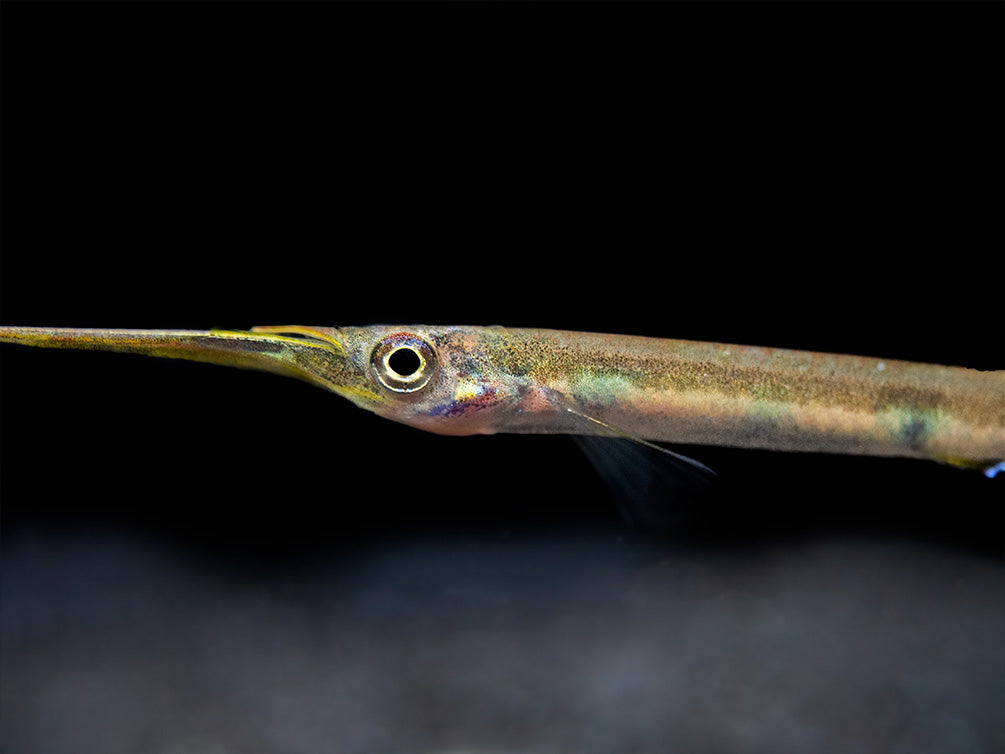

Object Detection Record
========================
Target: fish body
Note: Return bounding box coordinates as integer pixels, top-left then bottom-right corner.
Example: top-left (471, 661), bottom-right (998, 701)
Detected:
top-left (1, 324), bottom-right (1003, 469)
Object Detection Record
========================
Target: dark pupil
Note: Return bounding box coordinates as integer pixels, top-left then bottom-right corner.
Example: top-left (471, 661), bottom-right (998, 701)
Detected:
top-left (388, 347), bottom-right (421, 377)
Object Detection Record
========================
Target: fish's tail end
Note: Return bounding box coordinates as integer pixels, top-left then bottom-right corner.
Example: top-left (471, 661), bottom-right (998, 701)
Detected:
top-left (933, 455), bottom-right (1005, 478)
top-left (982, 461), bottom-right (1004, 479)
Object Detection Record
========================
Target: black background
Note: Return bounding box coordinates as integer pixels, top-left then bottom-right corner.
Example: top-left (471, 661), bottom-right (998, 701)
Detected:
top-left (2, 0), bottom-right (1001, 554)
top-left (1, 2), bottom-right (1003, 751)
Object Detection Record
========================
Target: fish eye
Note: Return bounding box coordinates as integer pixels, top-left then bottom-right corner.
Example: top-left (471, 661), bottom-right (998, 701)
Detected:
top-left (370, 333), bottom-right (438, 393)
top-left (387, 347), bottom-right (421, 378)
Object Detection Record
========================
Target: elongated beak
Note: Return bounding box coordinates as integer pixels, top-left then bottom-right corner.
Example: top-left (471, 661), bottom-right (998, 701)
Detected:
top-left (0, 325), bottom-right (380, 404)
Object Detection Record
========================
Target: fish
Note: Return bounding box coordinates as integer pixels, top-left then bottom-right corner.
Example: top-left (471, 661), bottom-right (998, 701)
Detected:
top-left (1, 324), bottom-right (1003, 477)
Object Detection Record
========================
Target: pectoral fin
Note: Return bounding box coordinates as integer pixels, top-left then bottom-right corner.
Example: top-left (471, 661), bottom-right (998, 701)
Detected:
top-left (562, 405), bottom-right (718, 533)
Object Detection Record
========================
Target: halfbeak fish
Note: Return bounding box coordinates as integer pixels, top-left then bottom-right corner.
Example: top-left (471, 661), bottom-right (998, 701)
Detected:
top-left (1, 324), bottom-right (1003, 475)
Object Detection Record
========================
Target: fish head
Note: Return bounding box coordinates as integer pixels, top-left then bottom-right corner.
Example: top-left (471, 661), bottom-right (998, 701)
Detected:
top-left (288, 324), bottom-right (524, 436)
top-left (0, 323), bottom-right (537, 436)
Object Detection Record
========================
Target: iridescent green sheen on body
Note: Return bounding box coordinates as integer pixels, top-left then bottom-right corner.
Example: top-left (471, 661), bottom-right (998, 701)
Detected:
top-left (1, 324), bottom-right (1002, 469)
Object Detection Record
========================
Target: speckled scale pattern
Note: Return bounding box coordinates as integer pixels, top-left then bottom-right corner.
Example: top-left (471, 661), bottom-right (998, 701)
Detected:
top-left (1, 324), bottom-right (1003, 467)
top-left (411, 327), bottom-right (1005, 464)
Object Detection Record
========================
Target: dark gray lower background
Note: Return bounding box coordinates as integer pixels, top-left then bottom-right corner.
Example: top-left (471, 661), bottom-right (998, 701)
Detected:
top-left (3, 523), bottom-right (1002, 754)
